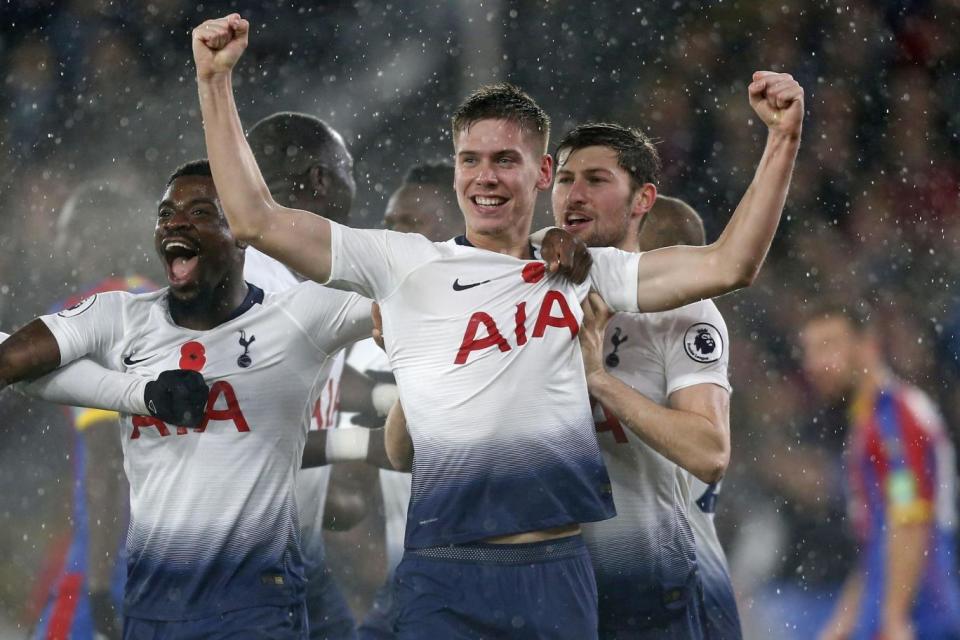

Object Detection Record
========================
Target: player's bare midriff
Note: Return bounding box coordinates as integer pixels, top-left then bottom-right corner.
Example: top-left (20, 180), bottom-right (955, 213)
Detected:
top-left (484, 523), bottom-right (582, 544)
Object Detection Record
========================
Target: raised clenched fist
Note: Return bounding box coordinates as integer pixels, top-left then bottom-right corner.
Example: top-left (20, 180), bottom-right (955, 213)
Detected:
top-left (748, 71), bottom-right (804, 137)
top-left (192, 13), bottom-right (250, 81)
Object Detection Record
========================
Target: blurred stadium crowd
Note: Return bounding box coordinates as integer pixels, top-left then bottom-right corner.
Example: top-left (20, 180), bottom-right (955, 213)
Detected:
top-left (0, 0), bottom-right (958, 637)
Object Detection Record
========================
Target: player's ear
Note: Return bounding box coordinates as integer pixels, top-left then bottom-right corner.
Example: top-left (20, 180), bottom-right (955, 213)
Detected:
top-left (631, 183), bottom-right (657, 220)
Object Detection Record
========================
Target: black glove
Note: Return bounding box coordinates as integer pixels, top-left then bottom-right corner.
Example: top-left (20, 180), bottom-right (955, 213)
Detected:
top-left (144, 369), bottom-right (209, 427)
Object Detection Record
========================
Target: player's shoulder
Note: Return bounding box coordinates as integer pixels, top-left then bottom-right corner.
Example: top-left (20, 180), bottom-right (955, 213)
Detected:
top-left (895, 381), bottom-right (946, 433)
top-left (54, 288), bottom-right (165, 318)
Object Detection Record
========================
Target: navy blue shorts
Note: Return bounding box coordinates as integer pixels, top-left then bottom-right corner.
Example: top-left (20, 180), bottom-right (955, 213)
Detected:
top-left (599, 580), bottom-right (708, 640)
top-left (123, 603), bottom-right (307, 639)
top-left (393, 535), bottom-right (598, 639)
top-left (358, 578), bottom-right (399, 640)
top-left (304, 559), bottom-right (357, 640)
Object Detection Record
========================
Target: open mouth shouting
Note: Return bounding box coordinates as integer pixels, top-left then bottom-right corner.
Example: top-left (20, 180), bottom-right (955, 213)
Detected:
top-left (162, 237), bottom-right (201, 288)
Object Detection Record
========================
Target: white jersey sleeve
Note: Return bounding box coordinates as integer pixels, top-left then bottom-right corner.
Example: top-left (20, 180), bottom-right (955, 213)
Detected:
top-left (325, 222), bottom-right (438, 300)
top-left (19, 357), bottom-right (149, 415)
top-left (661, 299), bottom-right (731, 396)
top-left (277, 281), bottom-right (374, 356)
top-left (0, 330), bottom-right (146, 414)
top-left (587, 247), bottom-right (641, 313)
top-left (39, 291), bottom-right (129, 367)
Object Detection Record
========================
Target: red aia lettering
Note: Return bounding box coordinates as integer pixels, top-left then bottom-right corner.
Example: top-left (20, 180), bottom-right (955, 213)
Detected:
top-left (515, 302), bottom-right (527, 346)
top-left (131, 415), bottom-right (170, 439)
top-left (130, 381), bottom-right (249, 438)
top-left (532, 290), bottom-right (579, 339)
top-left (454, 291), bottom-right (580, 364)
top-left (454, 312), bottom-right (511, 365)
top-left (196, 381), bottom-right (250, 432)
top-left (592, 399), bottom-right (628, 443)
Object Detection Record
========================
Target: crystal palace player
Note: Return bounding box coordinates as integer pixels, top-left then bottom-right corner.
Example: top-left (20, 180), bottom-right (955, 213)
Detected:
top-left (192, 13), bottom-right (802, 637)
top-left (802, 304), bottom-right (960, 640)
top-left (0, 161), bottom-right (371, 637)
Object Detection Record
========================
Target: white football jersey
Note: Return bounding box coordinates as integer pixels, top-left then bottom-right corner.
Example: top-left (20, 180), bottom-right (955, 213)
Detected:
top-left (325, 222), bottom-right (640, 548)
top-left (244, 247), bottom-right (346, 566)
top-left (581, 299), bottom-right (732, 628)
top-left (39, 281), bottom-right (371, 621)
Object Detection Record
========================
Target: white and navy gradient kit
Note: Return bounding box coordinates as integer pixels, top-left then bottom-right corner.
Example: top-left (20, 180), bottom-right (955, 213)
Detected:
top-left (324, 222), bottom-right (642, 548)
top-left (40, 281), bottom-right (371, 621)
top-left (582, 300), bottom-right (735, 630)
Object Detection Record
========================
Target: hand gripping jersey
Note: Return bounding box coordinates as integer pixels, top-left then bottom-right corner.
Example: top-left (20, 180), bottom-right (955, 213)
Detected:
top-left (39, 281), bottom-right (371, 621)
top-left (325, 222), bottom-right (640, 548)
top-left (581, 300), bottom-right (734, 629)
top-left (847, 379), bottom-right (960, 639)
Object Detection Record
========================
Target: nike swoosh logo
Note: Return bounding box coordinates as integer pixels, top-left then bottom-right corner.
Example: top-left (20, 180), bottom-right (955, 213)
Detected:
top-left (123, 354), bottom-right (150, 366)
top-left (452, 278), bottom-right (491, 291)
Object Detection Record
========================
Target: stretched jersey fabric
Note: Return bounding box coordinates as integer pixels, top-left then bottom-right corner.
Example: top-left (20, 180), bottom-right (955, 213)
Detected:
top-left (39, 281), bottom-right (371, 621)
top-left (325, 223), bottom-right (640, 548)
top-left (244, 245), bottom-right (345, 569)
top-left (32, 275), bottom-right (156, 640)
top-left (847, 379), bottom-right (960, 639)
top-left (581, 300), bottom-right (732, 631)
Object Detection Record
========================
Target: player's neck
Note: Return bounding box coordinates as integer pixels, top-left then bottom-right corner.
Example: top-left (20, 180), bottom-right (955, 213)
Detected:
top-left (168, 278), bottom-right (250, 331)
top-left (615, 236), bottom-right (640, 254)
top-left (465, 228), bottom-right (534, 259)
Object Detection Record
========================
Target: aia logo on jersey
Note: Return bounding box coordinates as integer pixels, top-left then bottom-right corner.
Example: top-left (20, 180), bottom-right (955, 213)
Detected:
top-left (683, 323), bottom-right (723, 363)
top-left (131, 380), bottom-right (250, 439)
top-left (454, 289), bottom-right (578, 364)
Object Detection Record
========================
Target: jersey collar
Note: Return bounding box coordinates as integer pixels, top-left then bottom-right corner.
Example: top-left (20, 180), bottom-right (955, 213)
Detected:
top-left (224, 282), bottom-right (265, 323)
top-left (454, 235), bottom-right (540, 260)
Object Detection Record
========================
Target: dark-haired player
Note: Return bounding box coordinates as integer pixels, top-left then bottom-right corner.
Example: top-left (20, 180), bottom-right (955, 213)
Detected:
top-left (0, 160), bottom-right (372, 637)
top-left (553, 123), bottom-right (738, 638)
top-left (193, 14), bottom-right (802, 637)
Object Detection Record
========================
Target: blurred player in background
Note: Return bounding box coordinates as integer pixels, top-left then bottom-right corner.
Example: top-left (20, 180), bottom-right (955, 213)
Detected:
top-left (802, 303), bottom-right (960, 640)
top-left (30, 181), bottom-right (158, 640)
top-left (352, 161), bottom-right (462, 640)
top-left (246, 110), bottom-right (375, 639)
top-left (554, 124), bottom-right (736, 639)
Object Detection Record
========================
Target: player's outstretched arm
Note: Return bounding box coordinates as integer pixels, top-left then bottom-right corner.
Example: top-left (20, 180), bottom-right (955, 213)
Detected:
top-left (1, 329), bottom-right (209, 427)
top-left (579, 295), bottom-right (730, 483)
top-left (0, 321), bottom-right (63, 390)
top-left (192, 14), bottom-right (334, 283)
top-left (634, 71), bottom-right (803, 312)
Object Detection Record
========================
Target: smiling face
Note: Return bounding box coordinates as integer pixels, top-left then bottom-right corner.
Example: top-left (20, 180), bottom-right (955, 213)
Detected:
top-left (154, 175), bottom-right (244, 302)
top-left (454, 118), bottom-right (553, 245)
top-left (552, 145), bottom-right (651, 251)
